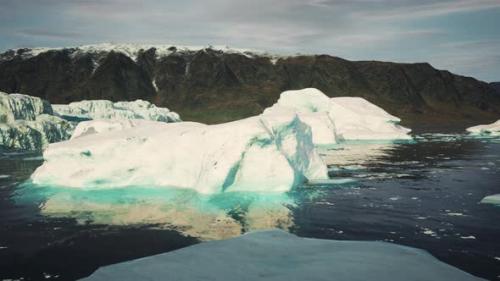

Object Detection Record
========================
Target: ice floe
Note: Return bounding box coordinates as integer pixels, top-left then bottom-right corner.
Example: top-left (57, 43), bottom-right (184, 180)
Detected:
top-left (80, 229), bottom-right (482, 281)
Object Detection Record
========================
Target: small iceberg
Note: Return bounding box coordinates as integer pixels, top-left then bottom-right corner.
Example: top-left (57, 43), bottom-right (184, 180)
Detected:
top-left (80, 229), bottom-right (483, 281)
top-left (466, 120), bottom-right (500, 136)
top-left (480, 194), bottom-right (500, 205)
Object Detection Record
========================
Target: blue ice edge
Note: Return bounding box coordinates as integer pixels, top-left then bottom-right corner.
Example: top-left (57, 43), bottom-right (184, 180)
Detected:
top-left (79, 229), bottom-right (483, 281)
top-left (14, 181), bottom-right (296, 212)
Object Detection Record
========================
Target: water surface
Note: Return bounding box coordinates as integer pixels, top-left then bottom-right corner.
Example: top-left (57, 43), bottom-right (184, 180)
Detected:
top-left (1, 135), bottom-right (499, 280)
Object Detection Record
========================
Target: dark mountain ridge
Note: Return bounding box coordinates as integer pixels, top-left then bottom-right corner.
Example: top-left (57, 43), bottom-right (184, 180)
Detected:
top-left (490, 82), bottom-right (500, 94)
top-left (1, 45), bottom-right (499, 131)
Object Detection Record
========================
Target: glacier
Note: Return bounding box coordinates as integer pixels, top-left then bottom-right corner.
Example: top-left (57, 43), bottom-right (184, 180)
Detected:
top-left (80, 229), bottom-right (482, 281)
top-left (466, 120), bottom-right (500, 136)
top-left (264, 88), bottom-right (412, 145)
top-left (31, 110), bottom-right (328, 193)
top-left (0, 92), bottom-right (74, 150)
top-left (53, 99), bottom-right (180, 123)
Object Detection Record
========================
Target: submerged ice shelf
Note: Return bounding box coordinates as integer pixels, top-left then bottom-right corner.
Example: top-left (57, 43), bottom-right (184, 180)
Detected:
top-left (81, 229), bottom-right (482, 281)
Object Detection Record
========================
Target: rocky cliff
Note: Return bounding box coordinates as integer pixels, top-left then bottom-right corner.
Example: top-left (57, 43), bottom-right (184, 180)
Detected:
top-left (1, 44), bottom-right (499, 131)
top-left (490, 82), bottom-right (500, 94)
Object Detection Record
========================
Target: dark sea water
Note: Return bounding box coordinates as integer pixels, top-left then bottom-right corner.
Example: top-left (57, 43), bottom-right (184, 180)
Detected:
top-left (1, 135), bottom-right (499, 281)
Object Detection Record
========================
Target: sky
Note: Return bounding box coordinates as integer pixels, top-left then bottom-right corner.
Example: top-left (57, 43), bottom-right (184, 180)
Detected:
top-left (0, 0), bottom-right (499, 82)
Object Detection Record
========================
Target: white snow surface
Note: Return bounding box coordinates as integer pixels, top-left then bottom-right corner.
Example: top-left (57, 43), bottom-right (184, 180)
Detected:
top-left (31, 111), bottom-right (328, 193)
top-left (70, 119), bottom-right (158, 139)
top-left (53, 99), bottom-right (180, 123)
top-left (466, 120), bottom-right (500, 136)
top-left (80, 229), bottom-right (483, 281)
top-left (480, 194), bottom-right (500, 205)
top-left (264, 88), bottom-right (411, 145)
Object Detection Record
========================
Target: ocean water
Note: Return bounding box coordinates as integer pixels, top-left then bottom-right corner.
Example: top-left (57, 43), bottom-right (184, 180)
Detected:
top-left (0, 135), bottom-right (499, 280)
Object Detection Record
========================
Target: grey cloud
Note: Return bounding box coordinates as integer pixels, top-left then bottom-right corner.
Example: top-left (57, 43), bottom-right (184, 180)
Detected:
top-left (17, 29), bottom-right (81, 39)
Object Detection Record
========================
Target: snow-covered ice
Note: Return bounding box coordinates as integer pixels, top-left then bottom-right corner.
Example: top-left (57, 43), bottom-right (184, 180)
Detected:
top-left (31, 111), bottom-right (327, 193)
top-left (264, 88), bottom-right (411, 145)
top-left (53, 99), bottom-right (180, 123)
top-left (467, 120), bottom-right (500, 136)
top-left (80, 229), bottom-right (482, 281)
top-left (70, 119), bottom-right (158, 139)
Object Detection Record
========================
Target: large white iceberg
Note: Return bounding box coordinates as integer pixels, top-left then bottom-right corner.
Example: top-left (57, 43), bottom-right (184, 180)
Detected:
top-left (70, 119), bottom-right (157, 139)
top-left (31, 111), bottom-right (327, 193)
top-left (264, 88), bottom-right (411, 145)
top-left (466, 120), bottom-right (500, 136)
top-left (80, 229), bottom-right (482, 281)
top-left (53, 99), bottom-right (181, 123)
top-left (0, 92), bottom-right (74, 150)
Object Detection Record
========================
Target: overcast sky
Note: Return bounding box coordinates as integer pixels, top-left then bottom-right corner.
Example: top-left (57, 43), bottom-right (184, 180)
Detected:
top-left (0, 0), bottom-right (499, 82)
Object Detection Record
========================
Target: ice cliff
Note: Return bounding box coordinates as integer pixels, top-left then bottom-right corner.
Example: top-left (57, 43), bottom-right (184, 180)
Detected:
top-left (31, 111), bottom-right (328, 193)
top-left (53, 99), bottom-right (181, 122)
top-left (1, 92), bottom-right (181, 150)
top-left (264, 88), bottom-right (412, 145)
top-left (0, 92), bottom-right (74, 150)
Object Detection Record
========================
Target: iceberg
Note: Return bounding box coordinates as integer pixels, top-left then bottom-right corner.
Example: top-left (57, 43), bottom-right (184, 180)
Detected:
top-left (70, 119), bottom-right (157, 139)
top-left (264, 88), bottom-right (411, 145)
top-left (480, 194), bottom-right (500, 205)
top-left (466, 120), bottom-right (500, 136)
top-left (80, 230), bottom-right (482, 281)
top-left (0, 92), bottom-right (52, 122)
top-left (1, 92), bottom-right (182, 150)
top-left (31, 111), bottom-right (327, 193)
top-left (0, 92), bottom-right (74, 150)
top-left (52, 99), bottom-right (181, 123)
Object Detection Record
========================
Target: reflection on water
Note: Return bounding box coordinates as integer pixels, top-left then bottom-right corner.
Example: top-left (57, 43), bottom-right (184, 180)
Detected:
top-left (1, 134), bottom-right (500, 280)
top-left (16, 185), bottom-right (294, 241)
